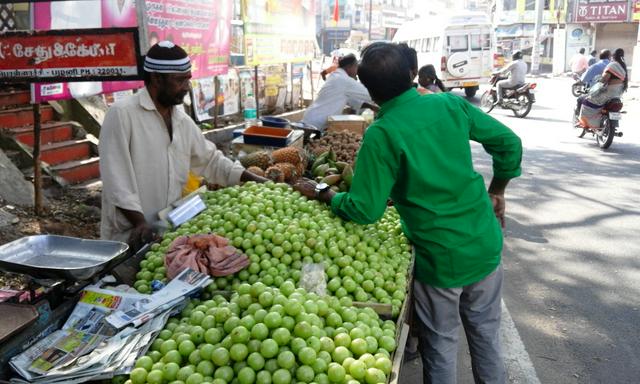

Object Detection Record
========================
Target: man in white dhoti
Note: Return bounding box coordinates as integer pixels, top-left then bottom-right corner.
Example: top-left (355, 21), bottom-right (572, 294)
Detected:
top-left (99, 41), bottom-right (265, 250)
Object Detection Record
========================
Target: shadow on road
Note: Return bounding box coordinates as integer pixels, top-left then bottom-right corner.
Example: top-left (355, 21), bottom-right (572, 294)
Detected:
top-left (471, 143), bottom-right (640, 382)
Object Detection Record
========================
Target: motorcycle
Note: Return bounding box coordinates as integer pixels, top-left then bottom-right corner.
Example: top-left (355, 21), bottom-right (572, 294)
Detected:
top-left (573, 98), bottom-right (624, 149)
top-left (571, 73), bottom-right (589, 97)
top-left (480, 74), bottom-right (537, 118)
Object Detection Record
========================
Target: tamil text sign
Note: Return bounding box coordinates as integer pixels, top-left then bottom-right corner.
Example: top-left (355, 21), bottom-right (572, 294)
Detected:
top-left (0, 28), bottom-right (141, 83)
top-left (575, 0), bottom-right (629, 23)
top-left (145, 0), bottom-right (232, 79)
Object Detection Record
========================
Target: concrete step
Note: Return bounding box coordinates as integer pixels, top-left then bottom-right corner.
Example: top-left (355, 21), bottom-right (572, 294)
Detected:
top-left (50, 156), bottom-right (100, 184)
top-left (0, 106), bottom-right (54, 129)
top-left (0, 89), bottom-right (30, 108)
top-left (6, 121), bottom-right (75, 146)
top-left (40, 139), bottom-right (92, 166)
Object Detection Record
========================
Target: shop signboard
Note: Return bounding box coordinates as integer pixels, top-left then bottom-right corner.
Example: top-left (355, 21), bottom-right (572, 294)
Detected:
top-left (145, 0), bottom-right (232, 79)
top-left (633, 0), bottom-right (640, 21)
top-left (0, 28), bottom-right (141, 83)
top-left (574, 0), bottom-right (629, 23)
top-left (30, 0), bottom-right (232, 103)
top-left (32, 0), bottom-right (141, 103)
top-left (243, 0), bottom-right (317, 66)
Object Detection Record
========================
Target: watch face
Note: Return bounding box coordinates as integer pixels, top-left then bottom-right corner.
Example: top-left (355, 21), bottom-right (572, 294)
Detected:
top-left (316, 182), bottom-right (329, 191)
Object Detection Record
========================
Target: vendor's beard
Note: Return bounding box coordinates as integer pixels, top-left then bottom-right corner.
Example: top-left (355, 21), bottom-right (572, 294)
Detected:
top-left (158, 90), bottom-right (187, 107)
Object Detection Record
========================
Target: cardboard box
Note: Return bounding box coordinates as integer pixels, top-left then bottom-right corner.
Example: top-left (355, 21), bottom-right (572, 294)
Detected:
top-left (327, 115), bottom-right (366, 136)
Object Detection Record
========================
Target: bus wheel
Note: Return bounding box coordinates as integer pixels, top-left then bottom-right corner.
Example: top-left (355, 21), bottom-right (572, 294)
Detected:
top-left (464, 86), bottom-right (478, 98)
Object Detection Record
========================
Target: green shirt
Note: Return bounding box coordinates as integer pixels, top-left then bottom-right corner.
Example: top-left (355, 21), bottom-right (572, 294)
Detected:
top-left (331, 88), bottom-right (522, 288)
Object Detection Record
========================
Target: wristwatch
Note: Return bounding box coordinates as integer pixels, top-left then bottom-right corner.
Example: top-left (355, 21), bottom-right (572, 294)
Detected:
top-left (315, 182), bottom-right (330, 199)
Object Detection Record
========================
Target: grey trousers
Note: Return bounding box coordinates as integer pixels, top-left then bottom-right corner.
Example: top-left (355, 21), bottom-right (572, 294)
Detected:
top-left (413, 265), bottom-right (505, 384)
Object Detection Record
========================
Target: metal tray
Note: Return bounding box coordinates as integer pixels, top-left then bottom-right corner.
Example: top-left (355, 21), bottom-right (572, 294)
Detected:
top-left (0, 235), bottom-right (129, 281)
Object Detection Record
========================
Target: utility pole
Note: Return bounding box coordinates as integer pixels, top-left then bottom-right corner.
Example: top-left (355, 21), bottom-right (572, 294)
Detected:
top-left (368, 0), bottom-right (373, 41)
top-left (530, 0), bottom-right (544, 75)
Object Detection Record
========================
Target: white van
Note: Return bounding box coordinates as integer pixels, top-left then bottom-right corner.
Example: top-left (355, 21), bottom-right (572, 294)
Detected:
top-left (393, 12), bottom-right (500, 98)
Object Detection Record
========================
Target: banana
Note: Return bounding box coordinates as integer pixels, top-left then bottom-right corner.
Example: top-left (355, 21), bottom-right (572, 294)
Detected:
top-left (321, 174), bottom-right (342, 186)
top-left (335, 161), bottom-right (349, 173)
top-left (311, 152), bottom-right (329, 171)
top-left (342, 164), bottom-right (353, 186)
top-left (313, 163), bottom-right (330, 177)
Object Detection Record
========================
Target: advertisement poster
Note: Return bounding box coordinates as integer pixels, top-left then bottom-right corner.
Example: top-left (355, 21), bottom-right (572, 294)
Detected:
top-left (574, 0), bottom-right (629, 23)
top-left (191, 77), bottom-right (216, 122)
top-left (32, 0), bottom-right (141, 102)
top-left (291, 62), bottom-right (305, 109)
top-left (222, 68), bottom-right (240, 116)
top-left (145, 0), bottom-right (232, 79)
top-left (238, 67), bottom-right (266, 112)
top-left (633, 0), bottom-right (640, 21)
top-left (243, 0), bottom-right (316, 65)
top-left (263, 64), bottom-right (288, 113)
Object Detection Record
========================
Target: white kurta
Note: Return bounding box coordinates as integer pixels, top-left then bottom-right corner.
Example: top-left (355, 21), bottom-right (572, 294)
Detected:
top-left (99, 88), bottom-right (244, 242)
top-left (302, 68), bottom-right (372, 130)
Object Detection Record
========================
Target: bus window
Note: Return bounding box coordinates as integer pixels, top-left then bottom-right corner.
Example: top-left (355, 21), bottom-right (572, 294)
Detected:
top-left (422, 38), bottom-right (430, 52)
top-left (470, 34), bottom-right (482, 51)
top-left (482, 34), bottom-right (491, 49)
top-left (432, 37), bottom-right (440, 51)
top-left (448, 35), bottom-right (468, 52)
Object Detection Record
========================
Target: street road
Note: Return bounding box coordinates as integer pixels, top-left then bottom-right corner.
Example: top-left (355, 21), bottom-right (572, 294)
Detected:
top-left (400, 77), bottom-right (640, 383)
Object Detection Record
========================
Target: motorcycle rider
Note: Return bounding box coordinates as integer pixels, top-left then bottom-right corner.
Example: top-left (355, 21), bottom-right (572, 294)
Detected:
top-left (581, 49), bottom-right (611, 88)
top-left (495, 50), bottom-right (528, 106)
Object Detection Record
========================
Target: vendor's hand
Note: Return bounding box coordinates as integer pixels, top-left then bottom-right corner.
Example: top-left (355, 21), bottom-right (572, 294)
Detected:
top-left (128, 223), bottom-right (158, 253)
top-left (293, 178), bottom-right (318, 200)
top-left (489, 193), bottom-right (506, 228)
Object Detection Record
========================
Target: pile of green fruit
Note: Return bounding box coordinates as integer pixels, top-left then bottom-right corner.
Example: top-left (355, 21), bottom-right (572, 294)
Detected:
top-left (135, 182), bottom-right (412, 317)
top-left (310, 150), bottom-right (353, 193)
top-left (126, 282), bottom-right (397, 384)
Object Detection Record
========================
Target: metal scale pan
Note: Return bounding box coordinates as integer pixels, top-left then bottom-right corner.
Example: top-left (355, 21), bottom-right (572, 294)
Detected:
top-left (0, 235), bottom-right (129, 281)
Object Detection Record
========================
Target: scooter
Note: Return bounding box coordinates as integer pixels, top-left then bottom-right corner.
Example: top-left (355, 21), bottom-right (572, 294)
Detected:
top-left (574, 98), bottom-right (624, 149)
top-left (571, 73), bottom-right (589, 97)
top-left (480, 74), bottom-right (537, 118)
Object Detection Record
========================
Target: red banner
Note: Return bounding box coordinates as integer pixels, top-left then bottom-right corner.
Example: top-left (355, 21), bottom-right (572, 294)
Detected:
top-left (0, 28), bottom-right (141, 83)
top-left (575, 0), bottom-right (629, 23)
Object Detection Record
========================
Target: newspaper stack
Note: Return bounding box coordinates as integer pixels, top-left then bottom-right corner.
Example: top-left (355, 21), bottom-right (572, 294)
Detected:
top-left (10, 268), bottom-right (211, 383)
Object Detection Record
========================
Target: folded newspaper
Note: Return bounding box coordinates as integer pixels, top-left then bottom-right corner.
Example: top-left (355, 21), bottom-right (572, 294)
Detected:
top-left (10, 268), bottom-right (211, 383)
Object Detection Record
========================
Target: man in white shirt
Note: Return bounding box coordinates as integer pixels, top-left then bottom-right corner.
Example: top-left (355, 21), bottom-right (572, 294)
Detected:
top-left (496, 50), bottom-right (528, 105)
top-left (100, 41), bottom-right (265, 250)
top-left (302, 54), bottom-right (374, 131)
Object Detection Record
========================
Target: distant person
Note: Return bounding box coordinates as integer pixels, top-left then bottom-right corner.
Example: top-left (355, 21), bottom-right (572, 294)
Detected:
top-left (495, 50), bottom-right (527, 105)
top-left (581, 49), bottom-right (611, 88)
top-left (418, 65), bottom-right (446, 94)
top-left (588, 49), bottom-right (598, 66)
top-left (570, 47), bottom-right (589, 75)
top-left (578, 48), bottom-right (627, 128)
top-left (302, 54), bottom-right (376, 131)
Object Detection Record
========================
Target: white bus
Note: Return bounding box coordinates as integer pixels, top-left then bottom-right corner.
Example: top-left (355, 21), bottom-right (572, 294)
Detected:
top-left (393, 12), bottom-right (501, 98)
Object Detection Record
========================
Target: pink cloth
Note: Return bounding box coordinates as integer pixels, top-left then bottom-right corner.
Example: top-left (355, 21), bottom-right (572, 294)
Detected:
top-left (164, 234), bottom-right (249, 279)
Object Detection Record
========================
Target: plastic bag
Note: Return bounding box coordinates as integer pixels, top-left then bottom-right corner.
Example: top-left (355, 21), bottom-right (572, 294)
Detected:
top-left (299, 263), bottom-right (326, 296)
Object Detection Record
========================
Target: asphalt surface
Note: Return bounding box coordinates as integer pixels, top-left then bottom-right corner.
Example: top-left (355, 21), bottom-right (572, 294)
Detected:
top-left (400, 77), bottom-right (640, 384)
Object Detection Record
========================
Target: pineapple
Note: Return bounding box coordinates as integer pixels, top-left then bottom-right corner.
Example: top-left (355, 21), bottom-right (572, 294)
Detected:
top-left (272, 147), bottom-right (304, 165)
top-left (274, 162), bottom-right (300, 183)
top-left (265, 166), bottom-right (285, 182)
top-left (246, 166), bottom-right (265, 177)
top-left (240, 151), bottom-right (272, 170)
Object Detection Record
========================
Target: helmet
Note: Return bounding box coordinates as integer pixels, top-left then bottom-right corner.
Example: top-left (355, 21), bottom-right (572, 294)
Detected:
top-left (512, 50), bottom-right (523, 61)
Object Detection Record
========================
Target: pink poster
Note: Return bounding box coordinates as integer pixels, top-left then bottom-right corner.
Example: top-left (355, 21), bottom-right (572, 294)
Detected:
top-left (32, 0), bottom-right (142, 103)
top-left (145, 0), bottom-right (232, 79)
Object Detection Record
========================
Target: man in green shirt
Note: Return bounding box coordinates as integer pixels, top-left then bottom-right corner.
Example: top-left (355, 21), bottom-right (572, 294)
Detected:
top-left (295, 43), bottom-right (522, 383)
